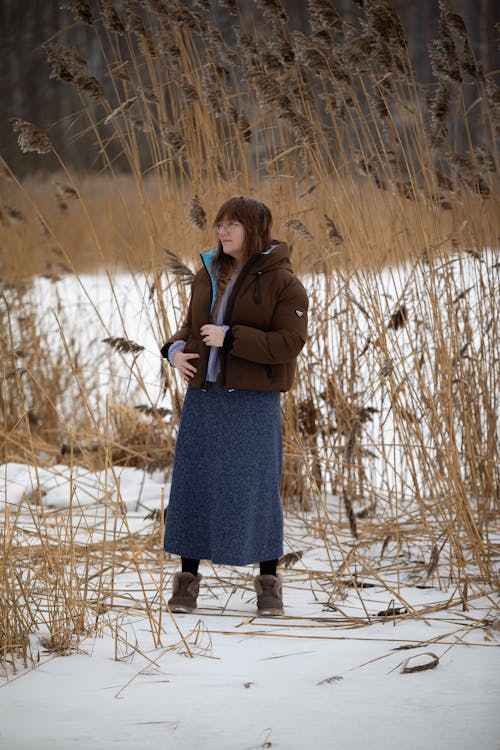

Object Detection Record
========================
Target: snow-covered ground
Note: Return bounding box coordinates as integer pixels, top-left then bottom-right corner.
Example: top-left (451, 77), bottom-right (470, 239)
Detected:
top-left (1, 596), bottom-right (499, 750)
top-left (1, 461), bottom-right (499, 750)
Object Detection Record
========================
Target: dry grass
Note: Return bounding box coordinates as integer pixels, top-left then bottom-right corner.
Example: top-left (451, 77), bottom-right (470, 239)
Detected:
top-left (1, 171), bottom-right (498, 281)
top-left (1, 0), bottom-right (499, 677)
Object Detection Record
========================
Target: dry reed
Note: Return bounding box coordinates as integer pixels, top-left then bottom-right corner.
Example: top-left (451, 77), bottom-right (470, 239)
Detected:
top-left (1, 0), bottom-right (499, 677)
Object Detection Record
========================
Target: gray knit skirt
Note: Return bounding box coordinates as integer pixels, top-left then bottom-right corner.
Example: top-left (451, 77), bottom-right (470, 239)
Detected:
top-left (164, 383), bottom-right (283, 566)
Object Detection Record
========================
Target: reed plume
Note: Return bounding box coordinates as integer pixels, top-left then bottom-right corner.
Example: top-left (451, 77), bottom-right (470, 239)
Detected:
top-left (101, 337), bottom-right (145, 354)
top-left (61, 0), bottom-right (94, 25)
top-left (283, 219), bottom-right (313, 240)
top-left (103, 97), bottom-right (138, 125)
top-left (159, 122), bottom-right (185, 153)
top-left (100, 0), bottom-right (125, 34)
top-left (4, 206), bottom-right (27, 223)
top-left (308, 0), bottom-right (343, 34)
top-left (254, 0), bottom-right (288, 25)
top-left (218, 0), bottom-right (239, 16)
top-left (43, 42), bottom-right (104, 99)
top-left (187, 195), bottom-right (207, 231)
top-left (439, 0), bottom-right (468, 39)
top-left (324, 214), bottom-right (343, 244)
top-left (55, 182), bottom-right (79, 200)
top-left (163, 249), bottom-right (195, 286)
top-left (10, 119), bottom-right (52, 155)
top-left (429, 24), bottom-right (462, 83)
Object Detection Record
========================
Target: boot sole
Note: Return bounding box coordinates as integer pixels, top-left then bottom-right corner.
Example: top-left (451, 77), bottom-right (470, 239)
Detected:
top-left (257, 607), bottom-right (284, 616)
top-left (169, 605), bottom-right (195, 613)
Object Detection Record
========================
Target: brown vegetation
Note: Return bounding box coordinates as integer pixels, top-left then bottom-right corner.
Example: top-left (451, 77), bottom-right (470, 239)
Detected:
top-left (1, 0), bottom-right (499, 676)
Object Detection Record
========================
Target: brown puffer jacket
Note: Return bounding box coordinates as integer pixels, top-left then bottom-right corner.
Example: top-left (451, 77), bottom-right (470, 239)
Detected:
top-left (161, 241), bottom-right (308, 391)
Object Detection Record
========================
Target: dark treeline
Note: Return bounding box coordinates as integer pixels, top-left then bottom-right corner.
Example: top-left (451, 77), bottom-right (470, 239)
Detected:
top-left (1, 0), bottom-right (498, 176)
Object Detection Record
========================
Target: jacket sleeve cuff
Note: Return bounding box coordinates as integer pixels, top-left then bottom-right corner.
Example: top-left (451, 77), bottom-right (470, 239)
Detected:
top-left (222, 327), bottom-right (234, 351)
top-left (161, 340), bottom-right (186, 365)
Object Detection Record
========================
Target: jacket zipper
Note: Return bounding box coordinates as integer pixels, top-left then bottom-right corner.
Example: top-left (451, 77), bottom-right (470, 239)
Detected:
top-left (221, 255), bottom-right (261, 386)
top-left (200, 254), bottom-right (216, 389)
top-left (253, 271), bottom-right (262, 304)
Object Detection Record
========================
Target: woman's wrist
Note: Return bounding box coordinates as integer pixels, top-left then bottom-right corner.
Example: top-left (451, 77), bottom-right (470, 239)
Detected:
top-left (167, 340), bottom-right (186, 366)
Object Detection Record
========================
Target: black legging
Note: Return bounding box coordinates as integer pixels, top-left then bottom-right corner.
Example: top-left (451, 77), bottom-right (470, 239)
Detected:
top-left (181, 557), bottom-right (278, 577)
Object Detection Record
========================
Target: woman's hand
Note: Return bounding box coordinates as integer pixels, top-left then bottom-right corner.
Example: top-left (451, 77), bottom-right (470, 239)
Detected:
top-left (173, 351), bottom-right (199, 382)
top-left (200, 324), bottom-right (226, 347)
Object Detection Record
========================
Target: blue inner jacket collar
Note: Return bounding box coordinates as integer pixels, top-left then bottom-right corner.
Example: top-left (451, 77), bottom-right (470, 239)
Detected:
top-left (200, 244), bottom-right (277, 279)
top-left (200, 244), bottom-right (278, 315)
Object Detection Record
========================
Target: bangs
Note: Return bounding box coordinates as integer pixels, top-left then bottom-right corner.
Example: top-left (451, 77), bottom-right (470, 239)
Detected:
top-left (213, 197), bottom-right (248, 226)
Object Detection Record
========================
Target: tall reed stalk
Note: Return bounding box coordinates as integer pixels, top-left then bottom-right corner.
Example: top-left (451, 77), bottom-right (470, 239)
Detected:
top-left (1, 0), bottom-right (498, 675)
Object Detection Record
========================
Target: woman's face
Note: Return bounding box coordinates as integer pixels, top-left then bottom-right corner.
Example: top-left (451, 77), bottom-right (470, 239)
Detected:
top-left (216, 217), bottom-right (246, 265)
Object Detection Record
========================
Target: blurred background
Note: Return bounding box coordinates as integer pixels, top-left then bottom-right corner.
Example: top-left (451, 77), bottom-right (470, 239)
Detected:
top-left (1, 0), bottom-right (498, 176)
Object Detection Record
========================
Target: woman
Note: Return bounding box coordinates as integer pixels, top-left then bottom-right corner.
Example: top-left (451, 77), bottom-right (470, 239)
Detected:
top-left (161, 196), bottom-right (308, 616)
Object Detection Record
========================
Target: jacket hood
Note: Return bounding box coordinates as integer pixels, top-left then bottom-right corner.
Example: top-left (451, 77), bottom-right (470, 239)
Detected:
top-left (200, 240), bottom-right (292, 282)
top-left (257, 241), bottom-right (293, 272)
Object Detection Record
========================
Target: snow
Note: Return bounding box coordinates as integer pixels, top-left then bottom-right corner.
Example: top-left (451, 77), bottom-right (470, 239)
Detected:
top-left (1, 462), bottom-right (499, 749)
top-left (0, 462), bottom-right (170, 513)
top-left (0, 574), bottom-right (499, 748)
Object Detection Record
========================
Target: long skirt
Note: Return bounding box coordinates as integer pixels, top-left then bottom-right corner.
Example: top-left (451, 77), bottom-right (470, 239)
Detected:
top-left (164, 382), bottom-right (283, 566)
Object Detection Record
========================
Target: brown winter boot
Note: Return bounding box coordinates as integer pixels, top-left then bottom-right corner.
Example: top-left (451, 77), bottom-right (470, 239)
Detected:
top-left (254, 574), bottom-right (284, 616)
top-left (168, 571), bottom-right (202, 613)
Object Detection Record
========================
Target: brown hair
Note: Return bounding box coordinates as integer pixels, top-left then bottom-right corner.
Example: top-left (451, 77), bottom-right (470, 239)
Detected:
top-left (211, 196), bottom-right (273, 316)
